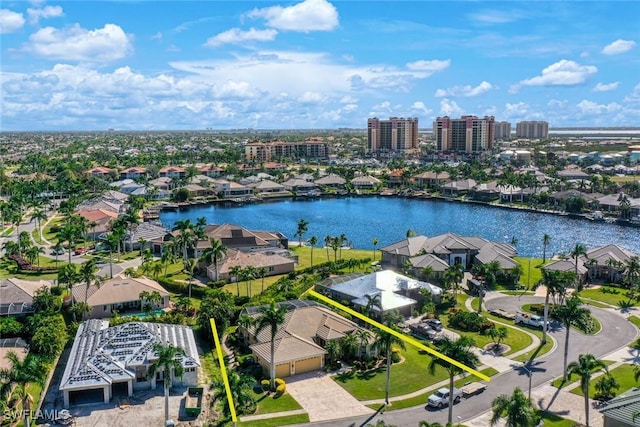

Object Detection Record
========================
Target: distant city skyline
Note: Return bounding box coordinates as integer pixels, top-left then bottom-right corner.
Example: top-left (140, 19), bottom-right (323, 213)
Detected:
top-left (1, 0), bottom-right (638, 131)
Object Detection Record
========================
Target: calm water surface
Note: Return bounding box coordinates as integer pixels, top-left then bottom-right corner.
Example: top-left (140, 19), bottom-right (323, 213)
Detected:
top-left (159, 197), bottom-right (640, 258)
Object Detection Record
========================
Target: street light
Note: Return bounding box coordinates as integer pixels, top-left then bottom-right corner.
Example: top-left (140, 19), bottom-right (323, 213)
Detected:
top-left (522, 362), bottom-right (532, 401)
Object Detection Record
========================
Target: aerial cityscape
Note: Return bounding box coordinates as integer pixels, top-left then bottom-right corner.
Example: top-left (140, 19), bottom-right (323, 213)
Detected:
top-left (0, 1), bottom-right (639, 427)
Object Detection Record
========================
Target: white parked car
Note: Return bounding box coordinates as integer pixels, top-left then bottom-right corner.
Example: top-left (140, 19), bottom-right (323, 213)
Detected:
top-left (427, 387), bottom-right (462, 408)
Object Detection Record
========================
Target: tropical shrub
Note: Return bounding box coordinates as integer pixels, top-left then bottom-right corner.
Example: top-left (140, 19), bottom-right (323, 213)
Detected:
top-left (261, 379), bottom-right (270, 391)
top-left (448, 311), bottom-right (483, 332)
top-left (0, 317), bottom-right (23, 337)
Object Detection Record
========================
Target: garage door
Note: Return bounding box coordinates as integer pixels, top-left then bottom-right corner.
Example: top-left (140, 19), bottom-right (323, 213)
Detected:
top-left (276, 363), bottom-right (290, 378)
top-left (69, 388), bottom-right (104, 406)
top-left (294, 357), bottom-right (321, 374)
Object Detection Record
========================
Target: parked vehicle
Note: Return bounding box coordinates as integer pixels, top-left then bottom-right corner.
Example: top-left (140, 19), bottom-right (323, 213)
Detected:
top-left (424, 318), bottom-right (443, 331)
top-left (74, 247), bottom-right (87, 255)
top-left (51, 248), bottom-right (65, 256)
top-left (427, 387), bottom-right (462, 408)
top-left (461, 381), bottom-right (487, 397)
top-left (410, 323), bottom-right (437, 340)
top-left (514, 311), bottom-right (547, 329)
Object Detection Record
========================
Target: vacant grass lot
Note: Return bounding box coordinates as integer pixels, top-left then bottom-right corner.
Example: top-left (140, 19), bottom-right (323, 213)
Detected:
top-left (578, 285), bottom-right (636, 307)
top-left (333, 345), bottom-right (450, 401)
top-left (515, 257), bottom-right (546, 289)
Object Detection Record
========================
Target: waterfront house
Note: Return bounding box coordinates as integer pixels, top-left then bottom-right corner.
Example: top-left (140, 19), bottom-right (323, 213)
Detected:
top-left (585, 245), bottom-right (638, 283)
top-left (124, 222), bottom-right (168, 251)
top-left (351, 175), bottom-right (380, 190)
top-left (210, 248), bottom-right (295, 282)
top-left (239, 300), bottom-right (369, 378)
top-left (412, 171), bottom-right (450, 188)
top-left (71, 275), bottom-right (170, 319)
top-left (199, 164), bottom-right (224, 178)
top-left (158, 166), bottom-right (186, 179)
top-left (542, 259), bottom-right (588, 285)
top-left (0, 278), bottom-right (51, 317)
top-left (248, 179), bottom-right (287, 195)
top-left (441, 179), bottom-right (477, 196)
top-left (469, 181), bottom-right (501, 201)
top-left (59, 320), bottom-right (200, 408)
top-left (180, 183), bottom-right (214, 198)
top-left (282, 178), bottom-right (319, 194)
top-left (213, 179), bottom-right (253, 199)
top-left (314, 173), bottom-right (346, 189)
top-left (557, 167), bottom-right (590, 181)
top-left (148, 176), bottom-right (174, 191)
top-left (318, 270), bottom-right (442, 317)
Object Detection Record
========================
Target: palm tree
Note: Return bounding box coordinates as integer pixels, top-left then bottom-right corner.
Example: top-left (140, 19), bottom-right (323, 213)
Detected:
top-left (551, 295), bottom-right (592, 381)
top-left (229, 265), bottom-right (242, 296)
top-left (363, 293), bottom-right (383, 320)
top-left (355, 329), bottom-right (372, 359)
top-left (375, 310), bottom-right (406, 406)
top-left (569, 243), bottom-right (588, 287)
top-left (566, 354), bottom-right (607, 427)
top-left (295, 218), bottom-right (308, 247)
top-left (490, 387), bottom-right (539, 427)
top-left (428, 336), bottom-right (479, 425)
top-left (52, 241), bottom-right (64, 267)
top-left (624, 256), bottom-right (640, 290)
top-left (372, 237), bottom-right (379, 260)
top-left (211, 369), bottom-right (256, 417)
top-left (79, 259), bottom-right (99, 305)
top-left (161, 242), bottom-right (176, 276)
top-left (308, 236), bottom-right (318, 267)
top-left (200, 238), bottom-right (227, 281)
top-left (148, 343), bottom-right (185, 423)
top-left (340, 332), bottom-right (359, 362)
top-left (244, 266), bottom-right (256, 298)
top-left (30, 208), bottom-right (47, 243)
top-left (542, 233), bottom-right (551, 263)
top-left (184, 258), bottom-right (197, 300)
top-left (0, 352), bottom-right (45, 427)
top-left (339, 233), bottom-right (347, 259)
top-left (254, 301), bottom-right (287, 391)
top-left (257, 266), bottom-right (268, 294)
top-left (535, 270), bottom-right (575, 344)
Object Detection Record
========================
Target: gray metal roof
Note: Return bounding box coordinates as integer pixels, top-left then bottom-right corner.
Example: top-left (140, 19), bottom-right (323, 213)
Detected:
top-left (60, 320), bottom-right (200, 392)
top-left (600, 387), bottom-right (640, 425)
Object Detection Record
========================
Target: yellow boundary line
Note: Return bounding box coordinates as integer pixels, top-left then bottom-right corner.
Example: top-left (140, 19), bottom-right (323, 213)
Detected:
top-left (308, 290), bottom-right (490, 382)
top-left (209, 319), bottom-right (238, 423)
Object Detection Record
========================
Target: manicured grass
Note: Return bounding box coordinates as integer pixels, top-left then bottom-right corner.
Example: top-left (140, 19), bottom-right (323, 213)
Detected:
top-left (239, 413), bottom-right (310, 427)
top-left (42, 216), bottom-right (63, 242)
top-left (570, 363), bottom-right (637, 398)
top-left (515, 257), bottom-right (546, 289)
top-left (537, 410), bottom-right (578, 427)
top-left (253, 391), bottom-right (302, 415)
top-left (501, 290), bottom-right (535, 296)
top-left (629, 315), bottom-right (640, 329)
top-left (578, 285), bottom-right (637, 307)
top-left (367, 367), bottom-right (498, 411)
top-left (550, 360), bottom-right (615, 389)
top-left (333, 345), bottom-right (450, 400)
top-left (0, 256), bottom-right (68, 280)
top-left (291, 245), bottom-right (375, 270)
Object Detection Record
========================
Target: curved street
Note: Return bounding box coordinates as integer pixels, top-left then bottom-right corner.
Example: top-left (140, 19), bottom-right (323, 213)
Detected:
top-left (300, 295), bottom-right (638, 427)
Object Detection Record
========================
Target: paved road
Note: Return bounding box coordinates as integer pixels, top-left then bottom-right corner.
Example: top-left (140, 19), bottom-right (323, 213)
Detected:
top-left (299, 295), bottom-right (637, 427)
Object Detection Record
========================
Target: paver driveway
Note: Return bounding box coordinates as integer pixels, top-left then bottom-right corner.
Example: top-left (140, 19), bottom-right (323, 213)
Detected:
top-left (285, 371), bottom-right (374, 422)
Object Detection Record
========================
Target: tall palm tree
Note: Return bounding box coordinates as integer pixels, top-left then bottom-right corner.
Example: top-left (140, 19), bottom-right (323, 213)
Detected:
top-left (542, 233), bottom-right (551, 263)
top-left (295, 218), bottom-right (308, 247)
top-left (355, 329), bottom-right (372, 359)
top-left (375, 310), bottom-right (406, 405)
top-left (201, 239), bottom-right (227, 281)
top-left (363, 293), bottom-right (383, 320)
top-left (339, 233), bottom-right (348, 259)
top-left (428, 336), bottom-right (479, 425)
top-left (148, 343), bottom-right (185, 424)
top-left (0, 352), bottom-right (45, 427)
top-left (244, 266), bottom-right (256, 298)
top-left (308, 236), bottom-right (318, 267)
top-left (566, 354), bottom-right (607, 427)
top-left (79, 259), bottom-right (99, 305)
top-left (229, 265), bottom-right (242, 296)
top-left (569, 243), bottom-right (588, 287)
top-left (372, 237), bottom-right (379, 260)
top-left (535, 270), bottom-right (575, 344)
top-left (30, 208), bottom-right (47, 243)
top-left (551, 295), bottom-right (592, 381)
top-left (184, 258), bottom-right (197, 300)
top-left (490, 387), bottom-right (539, 427)
top-left (624, 256), bottom-right (640, 290)
top-left (211, 369), bottom-right (257, 417)
top-left (254, 301), bottom-right (287, 391)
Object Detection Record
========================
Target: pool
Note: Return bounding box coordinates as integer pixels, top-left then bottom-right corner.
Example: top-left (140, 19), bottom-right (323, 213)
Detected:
top-left (131, 309), bottom-right (166, 318)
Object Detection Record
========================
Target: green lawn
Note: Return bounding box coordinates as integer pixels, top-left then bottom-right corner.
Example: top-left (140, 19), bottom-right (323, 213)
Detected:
top-left (515, 257), bottom-right (546, 289)
top-left (366, 367), bottom-right (498, 411)
top-left (252, 391), bottom-right (302, 415)
top-left (42, 216), bottom-right (63, 242)
top-left (569, 363), bottom-right (638, 398)
top-left (238, 414), bottom-right (310, 427)
top-left (290, 245), bottom-right (375, 270)
top-left (550, 360), bottom-right (616, 389)
top-left (333, 345), bottom-right (450, 400)
top-left (577, 285), bottom-right (637, 307)
top-left (0, 255), bottom-right (69, 280)
top-left (537, 411), bottom-right (579, 427)
top-left (629, 315), bottom-right (640, 329)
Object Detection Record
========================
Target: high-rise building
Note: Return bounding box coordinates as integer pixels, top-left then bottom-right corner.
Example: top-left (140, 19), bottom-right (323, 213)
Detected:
top-left (494, 121), bottom-right (512, 140)
top-left (433, 115), bottom-right (495, 153)
top-left (516, 121), bottom-right (549, 139)
top-left (245, 139), bottom-right (329, 161)
top-left (367, 117), bottom-right (419, 154)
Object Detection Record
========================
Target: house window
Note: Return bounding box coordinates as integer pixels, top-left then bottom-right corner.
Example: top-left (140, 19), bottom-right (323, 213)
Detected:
top-left (268, 266), bottom-right (275, 272)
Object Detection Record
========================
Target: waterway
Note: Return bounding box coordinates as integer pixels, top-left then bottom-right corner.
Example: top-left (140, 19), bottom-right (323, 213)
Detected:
top-left (159, 197), bottom-right (640, 258)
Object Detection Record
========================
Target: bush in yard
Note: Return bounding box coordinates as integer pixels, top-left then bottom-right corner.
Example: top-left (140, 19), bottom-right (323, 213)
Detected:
top-left (275, 383), bottom-right (286, 397)
top-left (448, 311), bottom-right (483, 332)
top-left (261, 379), bottom-right (270, 391)
top-left (0, 317), bottom-right (23, 337)
top-left (480, 321), bottom-right (495, 335)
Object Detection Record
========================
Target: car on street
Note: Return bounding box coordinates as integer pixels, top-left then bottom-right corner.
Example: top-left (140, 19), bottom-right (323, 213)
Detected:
top-left (51, 248), bottom-right (65, 255)
top-left (427, 387), bottom-right (462, 408)
top-left (424, 318), bottom-right (443, 331)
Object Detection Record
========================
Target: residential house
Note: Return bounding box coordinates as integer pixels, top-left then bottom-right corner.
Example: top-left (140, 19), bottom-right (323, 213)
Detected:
top-left (469, 181), bottom-right (501, 201)
top-left (0, 278), bottom-right (51, 317)
top-left (158, 166), bottom-right (186, 179)
top-left (213, 180), bottom-right (253, 199)
top-left (351, 175), bottom-right (380, 190)
top-left (585, 245), bottom-right (638, 282)
top-left (557, 168), bottom-right (590, 181)
top-left (542, 259), bottom-right (588, 285)
top-left (600, 387), bottom-right (640, 427)
top-left (238, 300), bottom-right (367, 378)
top-left (406, 254), bottom-right (450, 281)
top-left (597, 193), bottom-right (639, 213)
top-left (441, 179), bottom-right (477, 196)
top-left (124, 222), bottom-right (169, 252)
top-left (209, 248), bottom-right (295, 281)
top-left (314, 174), bottom-right (346, 189)
top-left (248, 179), bottom-right (288, 195)
top-left (87, 167), bottom-right (114, 180)
top-left (281, 178), bottom-right (318, 194)
top-left (199, 164), bottom-right (224, 178)
top-left (77, 209), bottom-right (119, 240)
top-left (148, 177), bottom-right (174, 191)
top-left (119, 167), bottom-right (148, 180)
top-left (72, 275), bottom-right (170, 318)
top-left (180, 183), bottom-right (214, 198)
top-left (386, 170), bottom-right (404, 187)
top-left (59, 320), bottom-right (200, 408)
top-left (319, 270), bottom-right (442, 317)
top-left (412, 171), bottom-right (450, 188)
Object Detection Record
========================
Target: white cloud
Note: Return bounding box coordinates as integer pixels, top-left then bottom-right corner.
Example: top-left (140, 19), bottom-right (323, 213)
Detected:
top-left (410, 101), bottom-right (432, 115)
top-left (23, 23), bottom-right (133, 62)
top-left (0, 9), bottom-right (25, 33)
top-left (27, 5), bottom-right (63, 24)
top-left (204, 27), bottom-right (278, 47)
top-left (601, 39), bottom-right (636, 55)
top-left (151, 32), bottom-right (162, 40)
top-left (298, 91), bottom-right (324, 103)
top-left (439, 99), bottom-right (462, 116)
top-left (468, 10), bottom-right (522, 24)
top-left (516, 59), bottom-right (597, 89)
top-left (406, 59), bottom-right (450, 74)
top-left (434, 81), bottom-right (493, 97)
top-left (504, 102), bottom-right (529, 117)
top-left (576, 100), bottom-right (621, 114)
top-left (593, 82), bottom-right (619, 92)
top-left (247, 0), bottom-right (339, 33)
top-left (340, 95), bottom-right (357, 104)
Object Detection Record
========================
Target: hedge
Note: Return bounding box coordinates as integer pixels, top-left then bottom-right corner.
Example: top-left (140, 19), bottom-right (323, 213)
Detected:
top-left (157, 277), bottom-right (209, 299)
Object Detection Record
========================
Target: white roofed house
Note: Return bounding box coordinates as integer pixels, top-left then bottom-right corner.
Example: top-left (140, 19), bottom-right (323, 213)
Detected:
top-left (350, 175), bottom-right (380, 190)
top-left (59, 320), bottom-right (200, 408)
top-left (319, 270), bottom-right (443, 318)
top-left (314, 173), bottom-right (346, 189)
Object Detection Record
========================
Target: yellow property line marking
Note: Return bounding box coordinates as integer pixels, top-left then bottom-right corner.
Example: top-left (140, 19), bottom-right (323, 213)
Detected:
top-left (210, 319), bottom-right (238, 423)
top-left (308, 290), bottom-right (490, 382)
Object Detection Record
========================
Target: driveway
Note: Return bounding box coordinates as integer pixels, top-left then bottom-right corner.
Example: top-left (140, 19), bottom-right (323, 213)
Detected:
top-left (285, 371), bottom-right (374, 422)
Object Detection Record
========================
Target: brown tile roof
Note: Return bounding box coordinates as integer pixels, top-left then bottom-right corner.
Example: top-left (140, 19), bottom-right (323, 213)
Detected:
top-left (73, 275), bottom-right (169, 307)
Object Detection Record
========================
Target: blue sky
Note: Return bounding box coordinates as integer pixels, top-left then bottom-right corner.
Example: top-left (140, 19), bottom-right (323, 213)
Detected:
top-left (1, 0), bottom-right (639, 131)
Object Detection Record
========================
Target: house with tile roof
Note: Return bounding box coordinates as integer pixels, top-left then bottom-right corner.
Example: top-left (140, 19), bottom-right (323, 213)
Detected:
top-left (542, 258), bottom-right (588, 285)
top-left (210, 248), bottom-right (295, 282)
top-left (59, 320), bottom-right (199, 408)
top-left (351, 175), bottom-right (380, 190)
top-left (239, 300), bottom-right (368, 378)
top-left (585, 244), bottom-right (637, 283)
top-left (0, 278), bottom-right (51, 317)
top-left (71, 275), bottom-right (170, 318)
top-left (119, 167), bottom-right (148, 180)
